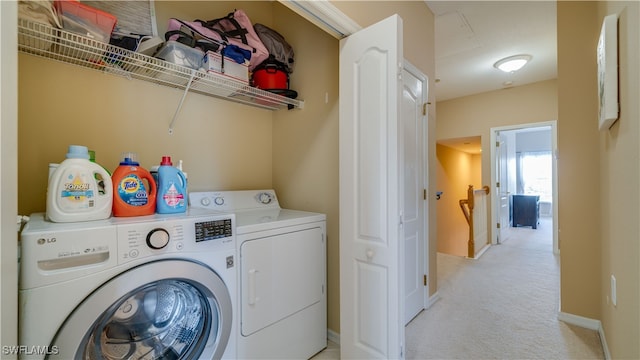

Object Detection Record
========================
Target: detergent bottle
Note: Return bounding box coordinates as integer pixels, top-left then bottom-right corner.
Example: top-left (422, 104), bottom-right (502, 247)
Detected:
top-left (111, 152), bottom-right (157, 216)
top-left (46, 145), bottom-right (113, 222)
top-left (88, 149), bottom-right (111, 195)
top-left (156, 156), bottom-right (187, 214)
top-left (176, 159), bottom-right (188, 200)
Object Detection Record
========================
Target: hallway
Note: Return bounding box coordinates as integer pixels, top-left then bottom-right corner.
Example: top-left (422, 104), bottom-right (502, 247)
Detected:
top-left (406, 217), bottom-right (605, 359)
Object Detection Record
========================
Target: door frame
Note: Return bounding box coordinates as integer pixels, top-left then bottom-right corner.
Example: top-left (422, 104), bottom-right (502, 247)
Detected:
top-left (490, 121), bottom-right (559, 255)
top-left (1, 1), bottom-right (19, 352)
top-left (402, 60), bottom-right (429, 324)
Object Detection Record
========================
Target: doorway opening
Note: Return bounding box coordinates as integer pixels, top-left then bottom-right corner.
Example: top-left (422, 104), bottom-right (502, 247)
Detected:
top-left (491, 121), bottom-right (558, 254)
top-left (435, 135), bottom-right (483, 258)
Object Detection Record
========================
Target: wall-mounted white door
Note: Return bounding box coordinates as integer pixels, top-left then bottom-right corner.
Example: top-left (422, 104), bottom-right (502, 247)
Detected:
top-left (339, 14), bottom-right (405, 359)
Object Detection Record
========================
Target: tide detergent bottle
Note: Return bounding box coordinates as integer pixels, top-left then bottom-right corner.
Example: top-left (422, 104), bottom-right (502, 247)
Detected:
top-left (156, 156), bottom-right (187, 214)
top-left (46, 145), bottom-right (113, 222)
top-left (111, 152), bottom-right (157, 216)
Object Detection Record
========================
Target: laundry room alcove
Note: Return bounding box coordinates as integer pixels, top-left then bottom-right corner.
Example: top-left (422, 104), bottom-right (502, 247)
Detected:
top-left (17, 0), bottom-right (342, 350)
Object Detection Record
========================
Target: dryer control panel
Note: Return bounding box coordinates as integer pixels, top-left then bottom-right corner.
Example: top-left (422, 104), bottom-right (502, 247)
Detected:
top-left (190, 190), bottom-right (281, 212)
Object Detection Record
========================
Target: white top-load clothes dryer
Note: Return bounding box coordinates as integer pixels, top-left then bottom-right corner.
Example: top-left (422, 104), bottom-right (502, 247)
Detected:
top-left (189, 190), bottom-right (327, 359)
top-left (19, 209), bottom-right (237, 360)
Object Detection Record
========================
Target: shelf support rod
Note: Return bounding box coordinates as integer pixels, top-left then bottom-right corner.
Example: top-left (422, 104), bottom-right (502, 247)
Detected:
top-left (169, 69), bottom-right (197, 134)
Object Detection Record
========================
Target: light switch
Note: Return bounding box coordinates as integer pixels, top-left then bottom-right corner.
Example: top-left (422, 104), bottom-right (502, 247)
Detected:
top-left (611, 274), bottom-right (617, 306)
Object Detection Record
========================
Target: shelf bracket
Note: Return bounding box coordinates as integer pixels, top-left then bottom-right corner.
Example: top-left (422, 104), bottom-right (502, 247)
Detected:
top-left (169, 69), bottom-right (197, 134)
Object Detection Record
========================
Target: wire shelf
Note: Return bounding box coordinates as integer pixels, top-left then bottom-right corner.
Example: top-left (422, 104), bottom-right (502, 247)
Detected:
top-left (17, 18), bottom-right (303, 111)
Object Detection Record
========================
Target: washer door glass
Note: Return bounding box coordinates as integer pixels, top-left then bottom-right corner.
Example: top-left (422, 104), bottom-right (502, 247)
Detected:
top-left (82, 279), bottom-right (213, 359)
top-left (46, 260), bottom-right (233, 360)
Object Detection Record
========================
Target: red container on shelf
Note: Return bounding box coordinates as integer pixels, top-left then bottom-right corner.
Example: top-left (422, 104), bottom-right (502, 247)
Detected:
top-left (54, 0), bottom-right (117, 43)
top-left (252, 62), bottom-right (289, 90)
top-left (252, 60), bottom-right (298, 107)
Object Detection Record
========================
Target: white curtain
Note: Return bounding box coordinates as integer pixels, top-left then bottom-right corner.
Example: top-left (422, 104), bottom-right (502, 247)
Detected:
top-left (516, 151), bottom-right (552, 202)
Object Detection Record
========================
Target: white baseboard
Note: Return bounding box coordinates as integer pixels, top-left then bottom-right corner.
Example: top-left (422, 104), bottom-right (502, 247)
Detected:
top-left (474, 244), bottom-right (491, 259)
top-left (558, 311), bottom-right (611, 360)
top-left (598, 325), bottom-right (611, 360)
top-left (427, 291), bottom-right (440, 309)
top-left (327, 291), bottom-right (441, 346)
top-left (327, 328), bottom-right (340, 345)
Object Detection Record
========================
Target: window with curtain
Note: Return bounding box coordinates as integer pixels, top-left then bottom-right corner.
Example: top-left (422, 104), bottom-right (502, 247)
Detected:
top-left (516, 151), bottom-right (552, 202)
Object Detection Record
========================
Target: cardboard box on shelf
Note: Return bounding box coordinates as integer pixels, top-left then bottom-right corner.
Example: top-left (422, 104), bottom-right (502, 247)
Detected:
top-left (203, 51), bottom-right (249, 84)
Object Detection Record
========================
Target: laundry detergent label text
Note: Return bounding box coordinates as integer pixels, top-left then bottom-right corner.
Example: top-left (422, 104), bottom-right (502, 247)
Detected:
top-left (60, 173), bottom-right (95, 209)
top-left (117, 175), bottom-right (149, 206)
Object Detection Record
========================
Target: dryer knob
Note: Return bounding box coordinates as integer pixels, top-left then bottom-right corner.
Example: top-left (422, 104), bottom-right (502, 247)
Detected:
top-left (214, 197), bottom-right (225, 206)
top-left (258, 192), bottom-right (273, 204)
top-left (147, 228), bottom-right (170, 250)
top-left (200, 197), bottom-right (211, 206)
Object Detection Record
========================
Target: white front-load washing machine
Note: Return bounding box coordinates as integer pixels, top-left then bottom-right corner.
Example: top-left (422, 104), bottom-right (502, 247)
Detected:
top-left (19, 209), bottom-right (237, 360)
top-left (189, 190), bottom-right (327, 359)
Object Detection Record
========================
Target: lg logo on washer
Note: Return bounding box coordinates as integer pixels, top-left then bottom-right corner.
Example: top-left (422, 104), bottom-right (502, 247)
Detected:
top-left (37, 237), bottom-right (56, 245)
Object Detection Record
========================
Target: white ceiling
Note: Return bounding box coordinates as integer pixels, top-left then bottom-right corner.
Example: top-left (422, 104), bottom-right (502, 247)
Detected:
top-left (426, 1), bottom-right (557, 102)
top-left (437, 135), bottom-right (483, 154)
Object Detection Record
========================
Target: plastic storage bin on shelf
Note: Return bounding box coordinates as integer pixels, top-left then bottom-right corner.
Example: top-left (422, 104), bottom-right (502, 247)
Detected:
top-left (154, 40), bottom-right (204, 70)
top-left (54, 0), bottom-right (116, 43)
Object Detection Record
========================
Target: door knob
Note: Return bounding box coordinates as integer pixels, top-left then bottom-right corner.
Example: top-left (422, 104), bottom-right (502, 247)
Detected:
top-left (366, 249), bottom-right (375, 260)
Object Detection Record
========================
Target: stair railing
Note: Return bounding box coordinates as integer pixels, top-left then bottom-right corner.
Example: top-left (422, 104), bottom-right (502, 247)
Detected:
top-left (459, 185), bottom-right (490, 258)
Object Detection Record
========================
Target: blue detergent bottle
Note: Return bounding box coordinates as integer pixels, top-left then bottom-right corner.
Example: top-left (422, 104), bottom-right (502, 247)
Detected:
top-left (156, 156), bottom-right (187, 213)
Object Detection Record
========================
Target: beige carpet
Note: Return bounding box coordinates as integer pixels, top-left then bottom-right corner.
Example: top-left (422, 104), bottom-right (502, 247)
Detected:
top-left (313, 217), bottom-right (604, 359)
top-left (406, 217), bottom-right (605, 359)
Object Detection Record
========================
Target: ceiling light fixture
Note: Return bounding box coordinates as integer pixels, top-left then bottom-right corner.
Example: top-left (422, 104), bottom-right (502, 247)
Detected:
top-left (493, 54), bottom-right (532, 73)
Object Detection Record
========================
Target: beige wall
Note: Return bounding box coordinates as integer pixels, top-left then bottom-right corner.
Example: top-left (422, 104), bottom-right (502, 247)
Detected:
top-left (596, 2), bottom-right (640, 356)
top-left (17, 1), bottom-right (435, 338)
top-left (557, 1), bottom-right (602, 322)
top-left (436, 144), bottom-right (481, 256)
top-left (591, 2), bottom-right (639, 358)
top-left (270, 4), bottom-right (341, 336)
top-left (471, 153), bottom-right (482, 188)
top-left (559, 3), bottom-right (640, 357)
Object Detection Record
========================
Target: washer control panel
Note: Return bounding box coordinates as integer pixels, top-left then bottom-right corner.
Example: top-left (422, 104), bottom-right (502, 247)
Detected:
top-left (117, 214), bottom-right (235, 264)
top-left (146, 228), bottom-right (170, 249)
top-left (195, 218), bottom-right (233, 242)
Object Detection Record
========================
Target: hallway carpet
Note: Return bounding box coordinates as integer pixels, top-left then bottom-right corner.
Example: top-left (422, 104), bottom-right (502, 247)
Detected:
top-left (406, 217), bottom-right (605, 359)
